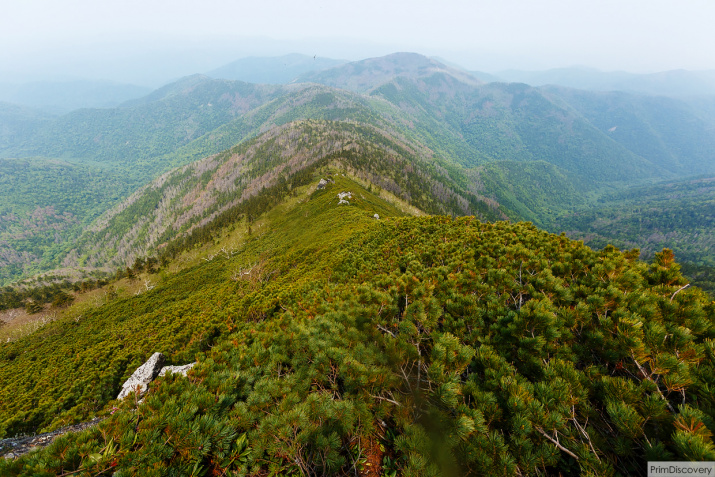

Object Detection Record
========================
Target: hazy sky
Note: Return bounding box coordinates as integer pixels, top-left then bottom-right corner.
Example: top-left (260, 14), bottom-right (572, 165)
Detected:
top-left (2, 0), bottom-right (714, 84)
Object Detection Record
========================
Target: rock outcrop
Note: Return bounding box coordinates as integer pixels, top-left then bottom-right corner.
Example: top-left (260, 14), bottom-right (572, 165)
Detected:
top-left (117, 353), bottom-right (197, 401)
top-left (117, 352), bottom-right (165, 400)
top-left (158, 362), bottom-right (196, 377)
top-left (337, 191), bottom-right (352, 205)
top-left (1, 417), bottom-right (104, 460)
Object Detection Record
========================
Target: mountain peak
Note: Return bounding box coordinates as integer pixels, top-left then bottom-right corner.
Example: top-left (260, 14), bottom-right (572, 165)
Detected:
top-left (297, 52), bottom-right (481, 92)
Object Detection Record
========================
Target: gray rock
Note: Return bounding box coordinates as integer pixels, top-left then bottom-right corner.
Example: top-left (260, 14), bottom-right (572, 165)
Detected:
top-left (0, 417), bottom-right (104, 459)
top-left (317, 178), bottom-right (333, 189)
top-left (158, 362), bottom-right (196, 377)
top-left (117, 352), bottom-right (165, 400)
top-left (337, 191), bottom-right (352, 205)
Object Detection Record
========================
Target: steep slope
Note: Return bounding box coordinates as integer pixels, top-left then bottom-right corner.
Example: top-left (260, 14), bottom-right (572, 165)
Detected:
top-left (0, 76), bottom-right (283, 164)
top-left (0, 159), bottom-right (133, 283)
top-left (151, 83), bottom-right (410, 169)
top-left (298, 51), bottom-right (482, 93)
top-left (552, 175), bottom-right (715, 292)
top-left (473, 160), bottom-right (587, 227)
top-left (370, 76), bottom-right (663, 184)
top-left (306, 53), bottom-right (713, 183)
top-left (2, 52), bottom-right (714, 287)
top-left (1, 173), bottom-right (713, 476)
top-left (67, 119), bottom-right (505, 271)
top-left (544, 86), bottom-right (715, 175)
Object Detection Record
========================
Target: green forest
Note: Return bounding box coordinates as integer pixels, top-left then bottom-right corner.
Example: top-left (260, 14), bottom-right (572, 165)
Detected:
top-left (2, 54), bottom-right (715, 288)
top-left (1, 53), bottom-right (714, 476)
top-left (1, 175), bottom-right (714, 476)
top-left (551, 176), bottom-right (715, 295)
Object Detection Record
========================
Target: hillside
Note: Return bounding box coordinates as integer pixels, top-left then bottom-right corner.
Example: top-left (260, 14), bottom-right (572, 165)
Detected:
top-left (543, 86), bottom-right (715, 176)
top-left (1, 52), bottom-right (713, 292)
top-left (0, 80), bottom-right (151, 114)
top-left (552, 175), bottom-right (715, 294)
top-left (0, 102), bottom-right (54, 149)
top-left (1, 171), bottom-right (714, 476)
top-left (0, 158), bottom-right (133, 282)
top-left (0, 76), bottom-right (284, 164)
top-left (66, 119), bottom-right (503, 271)
top-left (369, 77), bottom-right (664, 183)
top-left (298, 52), bottom-right (482, 93)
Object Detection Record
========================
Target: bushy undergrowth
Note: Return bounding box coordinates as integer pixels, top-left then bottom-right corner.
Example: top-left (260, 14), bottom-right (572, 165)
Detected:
top-left (1, 177), bottom-right (714, 476)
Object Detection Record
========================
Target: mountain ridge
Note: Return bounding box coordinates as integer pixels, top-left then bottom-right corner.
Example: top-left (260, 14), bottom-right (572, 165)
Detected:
top-left (0, 52), bottom-right (713, 288)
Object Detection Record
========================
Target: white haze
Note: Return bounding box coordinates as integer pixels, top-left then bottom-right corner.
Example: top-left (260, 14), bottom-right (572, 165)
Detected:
top-left (1, 0), bottom-right (714, 86)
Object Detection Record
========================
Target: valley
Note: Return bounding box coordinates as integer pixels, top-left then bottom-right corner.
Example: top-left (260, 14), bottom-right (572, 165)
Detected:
top-left (1, 52), bottom-right (714, 476)
top-left (1, 53), bottom-right (713, 293)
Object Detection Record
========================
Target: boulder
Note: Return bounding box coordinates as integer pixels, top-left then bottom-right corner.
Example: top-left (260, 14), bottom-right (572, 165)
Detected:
top-left (337, 191), bottom-right (352, 205)
top-left (117, 352), bottom-right (165, 400)
top-left (374, 214), bottom-right (380, 220)
top-left (158, 362), bottom-right (196, 377)
top-left (317, 178), bottom-right (333, 189)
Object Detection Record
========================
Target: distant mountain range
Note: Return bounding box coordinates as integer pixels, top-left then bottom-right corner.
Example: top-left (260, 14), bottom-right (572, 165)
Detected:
top-left (494, 67), bottom-right (715, 97)
top-left (3, 52), bottom-right (715, 477)
top-left (0, 52), bottom-right (713, 287)
top-left (0, 80), bottom-right (152, 114)
top-left (4, 55), bottom-right (715, 115)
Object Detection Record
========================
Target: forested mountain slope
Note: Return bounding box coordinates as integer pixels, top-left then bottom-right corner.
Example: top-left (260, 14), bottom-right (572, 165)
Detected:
top-left (297, 52), bottom-right (482, 93)
top-left (0, 102), bottom-right (54, 149)
top-left (543, 86), bottom-right (715, 175)
top-left (0, 77), bottom-right (284, 163)
top-left (66, 119), bottom-right (504, 271)
top-left (1, 172), bottom-right (714, 476)
top-left (1, 52), bottom-right (713, 290)
top-left (0, 158), bottom-right (133, 283)
top-left (369, 76), bottom-right (663, 183)
top-left (552, 175), bottom-right (715, 294)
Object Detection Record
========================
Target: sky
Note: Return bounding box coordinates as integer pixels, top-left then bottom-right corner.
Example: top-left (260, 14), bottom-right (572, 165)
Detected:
top-left (1, 0), bottom-right (714, 85)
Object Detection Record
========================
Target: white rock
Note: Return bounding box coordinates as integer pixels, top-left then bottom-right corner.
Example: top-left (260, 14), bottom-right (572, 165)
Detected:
top-left (337, 192), bottom-right (352, 205)
top-left (374, 214), bottom-right (380, 219)
top-left (158, 362), bottom-right (196, 377)
top-left (117, 352), bottom-right (165, 400)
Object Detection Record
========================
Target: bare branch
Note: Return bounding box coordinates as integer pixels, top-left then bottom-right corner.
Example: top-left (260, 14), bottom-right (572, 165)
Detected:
top-left (377, 324), bottom-right (396, 337)
top-left (670, 284), bottom-right (690, 302)
top-left (536, 427), bottom-right (579, 460)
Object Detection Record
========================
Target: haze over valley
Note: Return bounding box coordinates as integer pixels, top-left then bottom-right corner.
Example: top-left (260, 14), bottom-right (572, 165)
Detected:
top-left (1, 1), bottom-right (714, 475)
